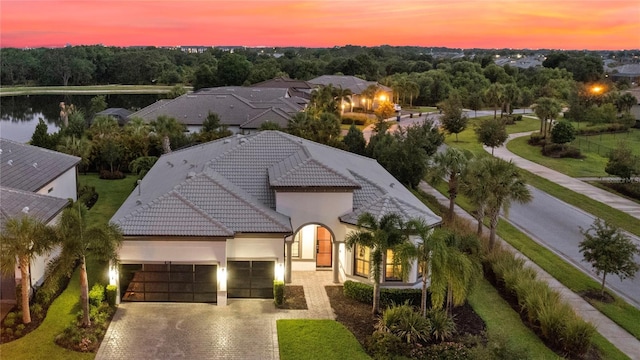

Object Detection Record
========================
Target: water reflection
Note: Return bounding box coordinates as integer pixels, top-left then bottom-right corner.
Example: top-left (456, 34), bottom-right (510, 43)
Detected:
top-left (0, 94), bottom-right (160, 142)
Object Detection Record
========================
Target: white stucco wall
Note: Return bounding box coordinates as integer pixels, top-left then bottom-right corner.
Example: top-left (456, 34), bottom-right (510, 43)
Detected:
top-left (275, 191), bottom-right (353, 243)
top-left (225, 237), bottom-right (284, 264)
top-left (119, 240), bottom-right (226, 264)
top-left (36, 167), bottom-right (77, 201)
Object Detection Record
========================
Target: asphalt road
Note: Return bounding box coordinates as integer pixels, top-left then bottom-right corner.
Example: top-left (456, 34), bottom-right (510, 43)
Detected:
top-left (507, 186), bottom-right (640, 308)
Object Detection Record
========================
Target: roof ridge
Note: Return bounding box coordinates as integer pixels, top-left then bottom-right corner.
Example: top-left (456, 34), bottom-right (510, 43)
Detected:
top-left (0, 138), bottom-right (80, 162)
top-left (305, 158), bottom-right (360, 187)
top-left (170, 190), bottom-right (234, 234)
top-left (201, 171), bottom-right (291, 231)
top-left (350, 171), bottom-right (387, 195)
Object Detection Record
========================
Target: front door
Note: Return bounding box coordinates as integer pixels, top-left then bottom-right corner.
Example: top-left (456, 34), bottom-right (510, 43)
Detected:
top-left (316, 227), bottom-right (332, 268)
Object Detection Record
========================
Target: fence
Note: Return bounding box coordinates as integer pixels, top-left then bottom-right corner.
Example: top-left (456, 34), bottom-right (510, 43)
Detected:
top-left (570, 132), bottom-right (636, 157)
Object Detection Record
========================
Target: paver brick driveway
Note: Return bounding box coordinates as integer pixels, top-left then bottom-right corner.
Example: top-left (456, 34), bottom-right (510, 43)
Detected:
top-left (96, 271), bottom-right (335, 360)
top-left (97, 301), bottom-right (282, 360)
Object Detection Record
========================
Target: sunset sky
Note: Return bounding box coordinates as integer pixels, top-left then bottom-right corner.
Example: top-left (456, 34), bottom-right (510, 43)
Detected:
top-left (1, 0), bottom-right (639, 50)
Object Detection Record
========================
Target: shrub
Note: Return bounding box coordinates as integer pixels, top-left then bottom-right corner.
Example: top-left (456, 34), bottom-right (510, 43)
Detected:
top-left (538, 301), bottom-right (573, 348)
top-left (575, 123), bottom-right (629, 135)
top-left (376, 303), bottom-right (430, 344)
top-left (106, 285), bottom-right (117, 307)
top-left (35, 254), bottom-right (75, 308)
top-left (3, 317), bottom-right (15, 328)
top-left (99, 169), bottom-right (125, 180)
top-left (273, 280), bottom-right (284, 306)
top-left (561, 317), bottom-right (596, 357)
top-left (541, 143), bottom-right (582, 158)
top-left (365, 331), bottom-right (409, 359)
top-left (420, 341), bottom-right (471, 360)
top-left (527, 132), bottom-right (545, 146)
top-left (89, 283), bottom-right (105, 308)
top-left (4, 328), bottom-right (13, 338)
top-left (30, 303), bottom-right (44, 320)
top-left (426, 308), bottom-right (456, 342)
top-left (77, 184), bottom-right (98, 209)
top-left (343, 280), bottom-right (423, 307)
top-left (341, 113), bottom-right (371, 126)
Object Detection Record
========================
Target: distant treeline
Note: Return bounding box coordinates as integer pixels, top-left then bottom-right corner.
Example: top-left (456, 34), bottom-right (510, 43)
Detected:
top-left (1, 45), bottom-right (626, 106)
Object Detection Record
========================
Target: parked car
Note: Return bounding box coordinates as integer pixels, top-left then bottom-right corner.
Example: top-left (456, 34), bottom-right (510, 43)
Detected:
top-left (394, 104), bottom-right (401, 112)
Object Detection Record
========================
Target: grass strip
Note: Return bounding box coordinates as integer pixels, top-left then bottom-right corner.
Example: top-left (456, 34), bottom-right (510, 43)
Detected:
top-left (277, 319), bottom-right (371, 360)
top-left (468, 278), bottom-right (561, 359)
top-left (0, 85), bottom-right (188, 96)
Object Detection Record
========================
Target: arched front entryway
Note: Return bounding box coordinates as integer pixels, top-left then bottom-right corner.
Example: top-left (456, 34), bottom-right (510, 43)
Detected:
top-left (289, 223), bottom-right (335, 270)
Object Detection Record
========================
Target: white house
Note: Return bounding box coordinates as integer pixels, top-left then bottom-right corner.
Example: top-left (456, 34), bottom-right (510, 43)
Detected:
top-left (0, 138), bottom-right (80, 302)
top-left (110, 131), bottom-right (441, 305)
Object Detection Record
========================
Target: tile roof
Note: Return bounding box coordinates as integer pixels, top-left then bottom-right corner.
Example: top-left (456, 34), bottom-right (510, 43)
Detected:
top-left (0, 186), bottom-right (69, 228)
top-left (129, 87), bottom-right (305, 129)
top-left (308, 75), bottom-right (392, 95)
top-left (111, 131), bottom-right (441, 238)
top-left (0, 138), bottom-right (80, 193)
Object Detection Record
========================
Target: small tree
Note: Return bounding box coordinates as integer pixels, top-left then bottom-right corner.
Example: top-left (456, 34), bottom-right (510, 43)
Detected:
top-left (439, 96), bottom-right (468, 142)
top-left (374, 100), bottom-right (395, 120)
top-left (343, 124), bottom-right (366, 155)
top-left (550, 120), bottom-right (575, 146)
top-left (475, 117), bottom-right (508, 155)
top-left (579, 219), bottom-right (640, 296)
top-left (605, 142), bottom-right (639, 182)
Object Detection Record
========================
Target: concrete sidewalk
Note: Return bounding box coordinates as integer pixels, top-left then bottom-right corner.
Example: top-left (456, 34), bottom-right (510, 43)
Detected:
top-left (418, 181), bottom-right (640, 359)
top-left (490, 132), bottom-right (640, 220)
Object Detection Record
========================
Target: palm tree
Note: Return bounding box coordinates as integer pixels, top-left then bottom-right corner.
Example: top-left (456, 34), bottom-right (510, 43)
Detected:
top-left (429, 230), bottom-right (480, 314)
top-left (0, 216), bottom-right (57, 324)
top-left (57, 202), bottom-right (123, 326)
top-left (482, 157), bottom-right (532, 249)
top-left (460, 158), bottom-right (490, 236)
top-left (361, 84), bottom-right (380, 112)
top-left (398, 219), bottom-right (440, 317)
top-left (615, 92), bottom-right (637, 114)
top-left (334, 86), bottom-right (353, 115)
top-left (406, 80), bottom-right (420, 108)
top-left (88, 115), bottom-right (119, 140)
top-left (152, 115), bottom-right (185, 154)
top-left (428, 148), bottom-right (471, 221)
top-left (533, 97), bottom-right (562, 139)
top-left (503, 83), bottom-right (521, 116)
top-left (57, 136), bottom-right (92, 173)
top-left (484, 83), bottom-right (505, 120)
top-left (345, 212), bottom-right (409, 314)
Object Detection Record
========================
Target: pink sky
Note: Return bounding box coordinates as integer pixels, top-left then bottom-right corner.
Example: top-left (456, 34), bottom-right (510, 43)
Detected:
top-left (1, 0), bottom-right (639, 49)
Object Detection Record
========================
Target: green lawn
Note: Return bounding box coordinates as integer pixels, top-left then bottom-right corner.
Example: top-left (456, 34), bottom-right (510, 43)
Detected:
top-left (571, 129), bottom-right (640, 157)
top-left (507, 136), bottom-right (609, 177)
top-left (444, 115), bottom-right (540, 154)
top-left (0, 175), bottom-right (137, 359)
top-left (0, 85), bottom-right (189, 96)
top-left (468, 279), bottom-right (561, 359)
top-left (277, 320), bottom-right (371, 360)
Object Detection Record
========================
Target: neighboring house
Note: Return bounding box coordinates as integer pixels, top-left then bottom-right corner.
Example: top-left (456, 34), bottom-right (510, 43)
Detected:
top-left (0, 187), bottom-right (69, 300)
top-left (308, 75), bottom-right (393, 111)
top-left (128, 87), bottom-right (308, 134)
top-left (609, 64), bottom-right (640, 85)
top-left (94, 108), bottom-right (134, 126)
top-left (251, 76), bottom-right (314, 99)
top-left (0, 138), bottom-right (80, 302)
top-left (110, 131), bottom-right (441, 305)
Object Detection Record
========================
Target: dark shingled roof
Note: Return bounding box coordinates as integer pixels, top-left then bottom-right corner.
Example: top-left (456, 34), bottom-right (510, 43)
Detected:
top-left (0, 186), bottom-right (69, 228)
top-left (0, 138), bottom-right (80, 193)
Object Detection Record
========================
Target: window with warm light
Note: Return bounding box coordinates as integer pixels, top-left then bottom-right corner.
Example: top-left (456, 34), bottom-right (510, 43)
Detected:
top-left (354, 244), bottom-right (370, 278)
top-left (385, 249), bottom-right (402, 281)
top-left (291, 232), bottom-right (301, 258)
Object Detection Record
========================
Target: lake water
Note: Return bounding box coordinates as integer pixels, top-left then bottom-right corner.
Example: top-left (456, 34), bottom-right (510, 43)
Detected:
top-left (0, 94), bottom-right (161, 143)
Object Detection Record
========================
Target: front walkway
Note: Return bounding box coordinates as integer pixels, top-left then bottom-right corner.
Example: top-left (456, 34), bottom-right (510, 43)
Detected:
top-left (418, 181), bottom-right (640, 359)
top-left (96, 271), bottom-right (335, 360)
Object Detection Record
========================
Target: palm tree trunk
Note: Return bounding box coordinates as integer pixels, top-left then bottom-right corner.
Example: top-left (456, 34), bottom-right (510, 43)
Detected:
top-left (162, 136), bottom-right (171, 154)
top-left (372, 280), bottom-right (381, 315)
top-left (476, 207), bottom-right (484, 237)
top-left (421, 270), bottom-right (429, 318)
top-left (489, 211), bottom-right (499, 249)
top-left (19, 256), bottom-right (32, 324)
top-left (601, 272), bottom-right (607, 296)
top-left (80, 256), bottom-right (91, 326)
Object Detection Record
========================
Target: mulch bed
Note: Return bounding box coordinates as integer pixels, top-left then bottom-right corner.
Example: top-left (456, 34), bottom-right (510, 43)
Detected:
top-left (278, 286), bottom-right (308, 310)
top-left (325, 285), bottom-right (486, 348)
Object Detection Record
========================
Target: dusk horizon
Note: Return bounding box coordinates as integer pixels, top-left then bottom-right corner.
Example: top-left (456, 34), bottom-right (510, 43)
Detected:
top-left (2, 0), bottom-right (639, 51)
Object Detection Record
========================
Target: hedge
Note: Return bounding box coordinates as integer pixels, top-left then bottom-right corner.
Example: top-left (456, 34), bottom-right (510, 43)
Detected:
top-left (343, 280), bottom-right (426, 308)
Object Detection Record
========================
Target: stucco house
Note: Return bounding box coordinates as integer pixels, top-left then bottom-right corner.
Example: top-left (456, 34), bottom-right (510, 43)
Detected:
top-left (128, 87), bottom-right (308, 134)
top-left (0, 138), bottom-right (80, 302)
top-left (109, 131), bottom-right (441, 305)
top-left (308, 75), bottom-right (393, 111)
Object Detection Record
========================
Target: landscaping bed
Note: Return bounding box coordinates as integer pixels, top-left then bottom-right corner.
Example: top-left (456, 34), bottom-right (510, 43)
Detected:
top-left (325, 285), bottom-right (485, 352)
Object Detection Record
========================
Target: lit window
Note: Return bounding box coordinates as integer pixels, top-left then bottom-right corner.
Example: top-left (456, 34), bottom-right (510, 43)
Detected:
top-left (291, 232), bottom-right (301, 258)
top-left (385, 249), bottom-right (402, 281)
top-left (354, 244), bottom-right (370, 278)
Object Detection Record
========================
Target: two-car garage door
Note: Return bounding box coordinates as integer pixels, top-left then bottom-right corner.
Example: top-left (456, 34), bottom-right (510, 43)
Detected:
top-left (120, 260), bottom-right (274, 302)
top-left (120, 264), bottom-right (217, 303)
